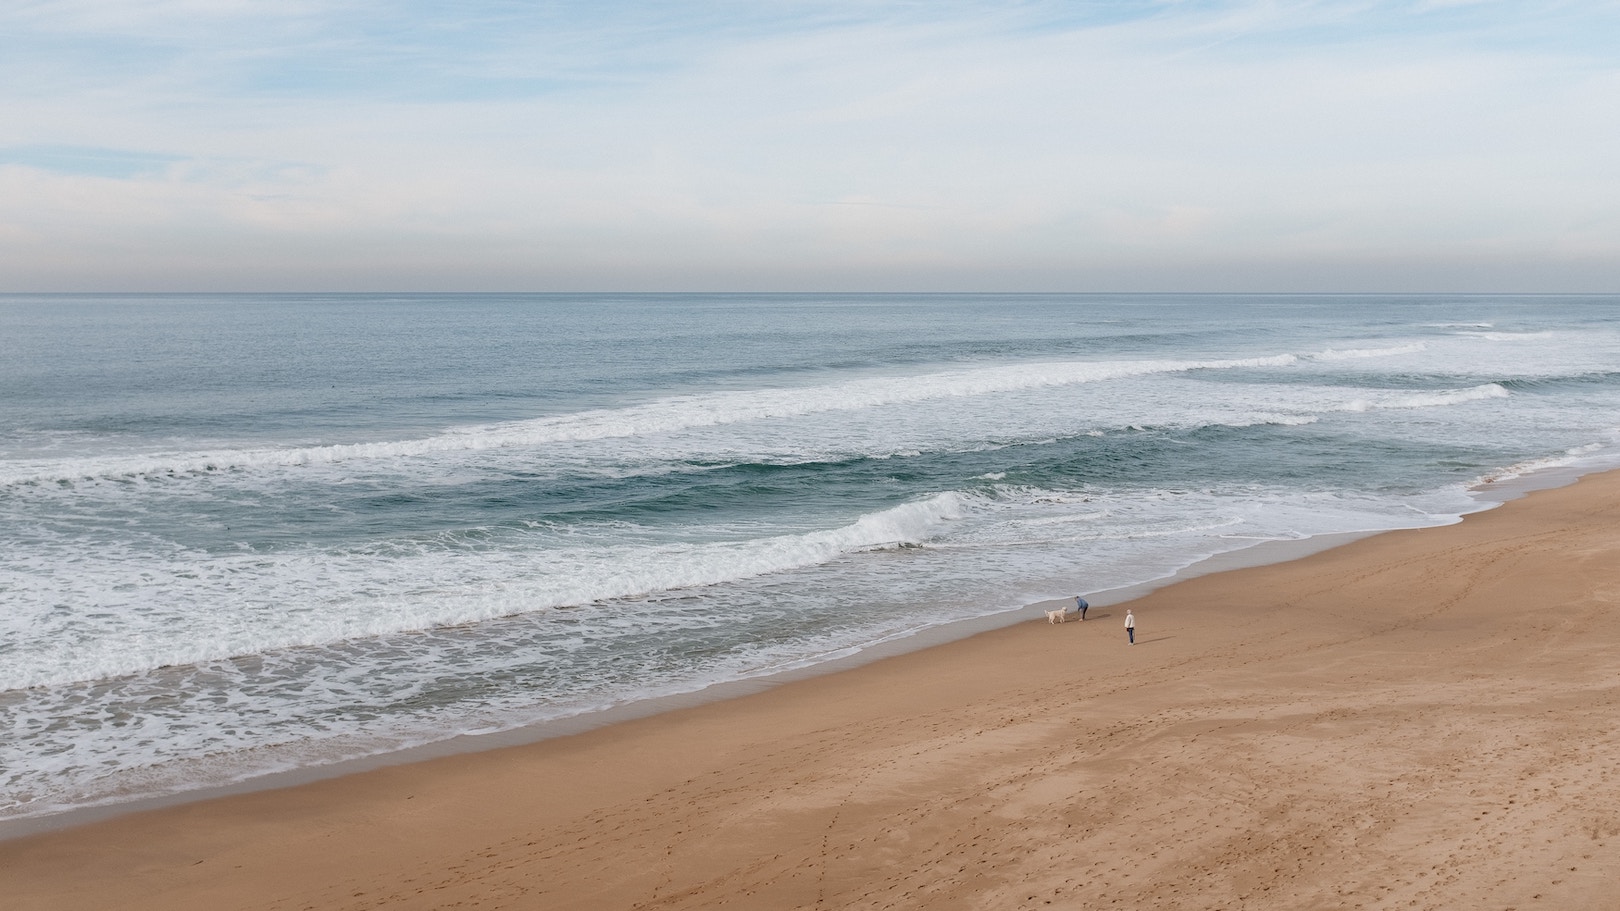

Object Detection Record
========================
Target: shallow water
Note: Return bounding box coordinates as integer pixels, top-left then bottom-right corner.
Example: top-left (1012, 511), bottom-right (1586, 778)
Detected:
top-left (3, 292), bottom-right (1618, 822)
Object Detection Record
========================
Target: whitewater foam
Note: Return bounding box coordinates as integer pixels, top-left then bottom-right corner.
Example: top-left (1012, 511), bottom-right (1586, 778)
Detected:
top-left (1308, 343), bottom-right (1428, 361)
top-left (1343, 384), bottom-right (1509, 413)
top-left (0, 353), bottom-right (1301, 487)
top-left (6, 292), bottom-right (1618, 830)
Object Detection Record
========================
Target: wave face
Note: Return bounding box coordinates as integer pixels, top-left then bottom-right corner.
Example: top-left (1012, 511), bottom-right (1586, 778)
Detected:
top-left (3, 292), bottom-right (1620, 823)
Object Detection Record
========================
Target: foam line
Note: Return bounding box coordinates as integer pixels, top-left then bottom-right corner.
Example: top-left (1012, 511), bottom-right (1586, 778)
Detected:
top-left (0, 491), bottom-right (980, 690)
top-left (0, 354), bottom-right (1298, 486)
top-left (1342, 383), bottom-right (1508, 413)
top-left (1307, 343), bottom-right (1427, 361)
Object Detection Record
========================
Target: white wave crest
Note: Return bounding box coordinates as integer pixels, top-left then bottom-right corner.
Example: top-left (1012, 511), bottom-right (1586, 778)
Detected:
top-left (1309, 343), bottom-right (1427, 361)
top-left (0, 492), bottom-right (981, 690)
top-left (1343, 384), bottom-right (1508, 413)
top-left (1463, 331), bottom-right (1556, 341)
top-left (0, 354), bottom-right (1299, 486)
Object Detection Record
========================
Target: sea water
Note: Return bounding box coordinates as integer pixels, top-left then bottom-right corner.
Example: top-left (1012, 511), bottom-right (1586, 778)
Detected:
top-left (3, 293), bottom-right (1618, 827)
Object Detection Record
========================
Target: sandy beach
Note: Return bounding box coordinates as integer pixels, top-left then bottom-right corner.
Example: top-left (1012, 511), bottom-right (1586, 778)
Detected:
top-left (5, 469), bottom-right (1619, 910)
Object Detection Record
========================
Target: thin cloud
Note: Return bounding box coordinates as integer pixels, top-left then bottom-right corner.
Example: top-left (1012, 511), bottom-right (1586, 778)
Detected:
top-left (1, 1), bottom-right (1617, 291)
top-left (0, 145), bottom-right (183, 179)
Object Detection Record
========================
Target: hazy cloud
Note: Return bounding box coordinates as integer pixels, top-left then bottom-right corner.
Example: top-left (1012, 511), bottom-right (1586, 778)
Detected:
top-left (2, 0), bottom-right (1617, 291)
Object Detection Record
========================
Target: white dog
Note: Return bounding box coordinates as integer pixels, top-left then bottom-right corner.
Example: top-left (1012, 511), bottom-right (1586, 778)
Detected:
top-left (1045, 608), bottom-right (1068, 624)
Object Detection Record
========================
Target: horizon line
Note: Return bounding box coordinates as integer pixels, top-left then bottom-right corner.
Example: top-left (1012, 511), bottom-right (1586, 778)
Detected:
top-left (3, 289), bottom-right (1616, 297)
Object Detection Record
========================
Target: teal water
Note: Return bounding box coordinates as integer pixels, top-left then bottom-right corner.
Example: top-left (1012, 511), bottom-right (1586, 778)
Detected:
top-left (2, 293), bottom-right (1618, 823)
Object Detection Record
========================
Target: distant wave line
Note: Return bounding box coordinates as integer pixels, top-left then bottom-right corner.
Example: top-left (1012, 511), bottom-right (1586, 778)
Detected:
top-left (5, 350), bottom-right (1489, 489)
top-left (1, 353), bottom-right (1302, 485)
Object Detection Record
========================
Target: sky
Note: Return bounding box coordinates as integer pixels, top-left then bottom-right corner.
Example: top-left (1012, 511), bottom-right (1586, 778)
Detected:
top-left (1, 0), bottom-right (1617, 292)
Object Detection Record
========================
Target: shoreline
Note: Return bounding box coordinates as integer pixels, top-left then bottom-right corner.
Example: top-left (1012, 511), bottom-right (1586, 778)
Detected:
top-left (5, 466), bottom-right (1620, 908)
top-left (0, 459), bottom-right (1604, 843)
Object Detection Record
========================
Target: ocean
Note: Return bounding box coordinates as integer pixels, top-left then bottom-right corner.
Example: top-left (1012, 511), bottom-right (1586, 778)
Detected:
top-left (3, 292), bottom-right (1618, 829)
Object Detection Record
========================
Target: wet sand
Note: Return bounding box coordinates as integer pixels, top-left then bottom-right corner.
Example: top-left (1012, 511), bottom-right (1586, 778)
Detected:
top-left (5, 470), bottom-right (1619, 910)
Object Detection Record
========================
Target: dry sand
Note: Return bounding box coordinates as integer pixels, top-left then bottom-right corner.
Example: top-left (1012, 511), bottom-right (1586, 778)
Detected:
top-left (5, 470), bottom-right (1620, 911)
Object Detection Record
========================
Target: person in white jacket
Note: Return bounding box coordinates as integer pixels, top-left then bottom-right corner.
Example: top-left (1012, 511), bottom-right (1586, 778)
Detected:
top-left (1125, 609), bottom-right (1135, 644)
